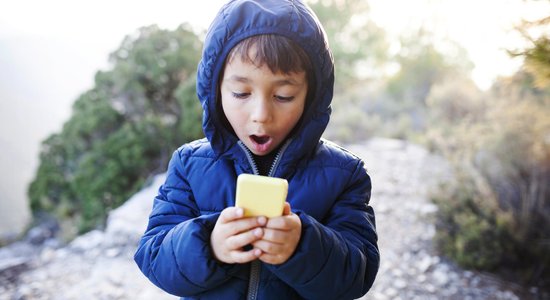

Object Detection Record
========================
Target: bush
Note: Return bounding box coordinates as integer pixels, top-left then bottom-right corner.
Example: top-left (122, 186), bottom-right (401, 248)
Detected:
top-left (428, 71), bottom-right (550, 287)
top-left (432, 168), bottom-right (514, 270)
top-left (28, 24), bottom-right (204, 235)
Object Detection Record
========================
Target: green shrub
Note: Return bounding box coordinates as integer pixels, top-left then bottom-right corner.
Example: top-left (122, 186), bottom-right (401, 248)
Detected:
top-left (432, 169), bottom-right (513, 270)
top-left (28, 24), bottom-right (203, 236)
top-left (429, 71), bottom-right (550, 287)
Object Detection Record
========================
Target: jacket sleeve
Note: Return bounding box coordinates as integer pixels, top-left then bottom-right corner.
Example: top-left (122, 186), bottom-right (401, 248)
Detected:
top-left (266, 160), bottom-right (379, 300)
top-left (133, 149), bottom-right (241, 297)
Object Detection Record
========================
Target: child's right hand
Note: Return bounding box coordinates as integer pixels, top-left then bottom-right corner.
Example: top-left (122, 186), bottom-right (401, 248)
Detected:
top-left (210, 207), bottom-right (267, 264)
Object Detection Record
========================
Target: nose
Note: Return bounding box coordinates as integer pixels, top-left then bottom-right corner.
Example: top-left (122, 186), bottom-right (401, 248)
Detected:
top-left (251, 97), bottom-right (272, 123)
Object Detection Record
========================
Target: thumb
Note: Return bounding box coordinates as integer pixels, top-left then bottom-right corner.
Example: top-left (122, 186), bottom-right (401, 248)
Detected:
top-left (282, 202), bottom-right (291, 216)
top-left (219, 206), bottom-right (244, 223)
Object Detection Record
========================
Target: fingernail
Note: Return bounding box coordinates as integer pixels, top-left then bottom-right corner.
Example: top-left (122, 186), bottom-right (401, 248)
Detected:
top-left (254, 249), bottom-right (262, 256)
top-left (254, 228), bottom-right (263, 237)
top-left (257, 216), bottom-right (267, 226)
top-left (236, 208), bottom-right (243, 217)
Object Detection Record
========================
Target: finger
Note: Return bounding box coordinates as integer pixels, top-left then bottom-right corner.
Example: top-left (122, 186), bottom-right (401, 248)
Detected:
top-left (261, 228), bottom-right (286, 244)
top-left (253, 239), bottom-right (283, 255)
top-left (265, 216), bottom-right (291, 230)
top-left (266, 213), bottom-right (300, 230)
top-left (218, 207), bottom-right (244, 223)
top-left (230, 248), bottom-right (262, 264)
top-left (225, 216), bottom-right (266, 236)
top-left (226, 227), bottom-right (264, 250)
top-left (282, 202), bottom-right (291, 216)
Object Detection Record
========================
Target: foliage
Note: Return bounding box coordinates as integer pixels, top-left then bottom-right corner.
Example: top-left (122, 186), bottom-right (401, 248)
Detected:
top-left (432, 170), bottom-right (512, 270)
top-left (307, 0), bottom-right (388, 91)
top-left (427, 69), bottom-right (550, 287)
top-left (28, 24), bottom-right (203, 234)
top-left (426, 13), bottom-right (550, 287)
top-left (509, 16), bottom-right (550, 89)
top-left (387, 35), bottom-right (472, 105)
top-left (325, 30), bottom-right (473, 143)
top-left (308, 0), bottom-right (390, 143)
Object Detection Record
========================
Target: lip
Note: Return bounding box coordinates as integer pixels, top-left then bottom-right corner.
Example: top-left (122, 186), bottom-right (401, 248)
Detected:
top-left (248, 135), bottom-right (273, 155)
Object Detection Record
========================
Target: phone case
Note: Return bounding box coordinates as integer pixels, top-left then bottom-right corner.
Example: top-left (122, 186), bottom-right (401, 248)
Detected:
top-left (235, 174), bottom-right (288, 217)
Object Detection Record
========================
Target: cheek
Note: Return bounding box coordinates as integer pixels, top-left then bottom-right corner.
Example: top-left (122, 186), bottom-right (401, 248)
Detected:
top-left (290, 99), bottom-right (306, 121)
top-left (280, 104), bottom-right (305, 128)
top-left (221, 96), bottom-right (240, 127)
top-left (223, 107), bottom-right (242, 127)
top-left (291, 106), bottom-right (304, 122)
top-left (225, 110), bottom-right (253, 136)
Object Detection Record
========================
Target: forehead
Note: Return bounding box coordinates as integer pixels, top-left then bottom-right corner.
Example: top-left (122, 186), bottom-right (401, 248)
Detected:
top-left (225, 35), bottom-right (311, 77)
top-left (223, 58), bottom-right (307, 86)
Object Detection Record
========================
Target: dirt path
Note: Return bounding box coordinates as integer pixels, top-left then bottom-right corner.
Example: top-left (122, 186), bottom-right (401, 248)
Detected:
top-left (350, 139), bottom-right (533, 300)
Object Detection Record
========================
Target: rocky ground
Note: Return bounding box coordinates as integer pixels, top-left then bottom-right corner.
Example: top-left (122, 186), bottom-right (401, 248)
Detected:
top-left (349, 139), bottom-right (545, 300)
top-left (0, 138), bottom-right (546, 299)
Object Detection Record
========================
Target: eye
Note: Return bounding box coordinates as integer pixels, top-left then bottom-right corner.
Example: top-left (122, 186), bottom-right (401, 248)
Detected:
top-left (232, 92), bottom-right (250, 99)
top-left (274, 95), bottom-right (295, 102)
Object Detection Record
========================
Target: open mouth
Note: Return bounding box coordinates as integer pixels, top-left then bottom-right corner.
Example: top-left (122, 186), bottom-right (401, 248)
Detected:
top-left (250, 135), bottom-right (270, 145)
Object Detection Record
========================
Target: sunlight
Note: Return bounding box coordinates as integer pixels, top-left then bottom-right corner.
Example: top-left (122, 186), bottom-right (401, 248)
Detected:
top-left (368, 0), bottom-right (550, 89)
top-left (2, 0), bottom-right (547, 90)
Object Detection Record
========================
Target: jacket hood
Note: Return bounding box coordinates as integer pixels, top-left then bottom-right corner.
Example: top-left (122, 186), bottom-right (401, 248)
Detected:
top-left (196, 0), bottom-right (334, 170)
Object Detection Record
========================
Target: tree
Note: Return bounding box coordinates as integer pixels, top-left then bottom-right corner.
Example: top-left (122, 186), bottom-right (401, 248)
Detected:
top-left (386, 31), bottom-right (474, 106)
top-left (509, 16), bottom-right (550, 89)
top-left (307, 0), bottom-right (392, 143)
top-left (307, 0), bottom-right (389, 91)
top-left (29, 24), bottom-right (204, 234)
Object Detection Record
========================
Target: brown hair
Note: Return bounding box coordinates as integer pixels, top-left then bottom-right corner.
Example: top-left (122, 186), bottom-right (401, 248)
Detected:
top-left (226, 34), bottom-right (312, 77)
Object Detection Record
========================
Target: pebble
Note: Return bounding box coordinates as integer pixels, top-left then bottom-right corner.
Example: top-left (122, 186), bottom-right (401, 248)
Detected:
top-left (417, 255), bottom-right (433, 273)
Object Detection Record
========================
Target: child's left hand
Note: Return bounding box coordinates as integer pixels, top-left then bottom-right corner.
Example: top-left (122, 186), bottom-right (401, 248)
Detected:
top-left (252, 202), bottom-right (302, 265)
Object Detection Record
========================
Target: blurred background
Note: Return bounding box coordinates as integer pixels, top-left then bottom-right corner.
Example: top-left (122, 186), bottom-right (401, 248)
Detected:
top-left (1, 0), bottom-right (549, 298)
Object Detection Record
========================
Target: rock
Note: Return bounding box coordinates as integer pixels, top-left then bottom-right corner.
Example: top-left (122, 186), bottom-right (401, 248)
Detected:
top-left (39, 247), bottom-right (56, 263)
top-left (0, 257), bottom-right (31, 284)
top-left (418, 203), bottom-right (438, 215)
top-left (105, 174), bottom-right (166, 240)
top-left (394, 278), bottom-right (408, 289)
top-left (424, 283), bottom-right (436, 293)
top-left (0, 241), bottom-right (36, 261)
top-left (417, 274), bottom-right (427, 283)
top-left (24, 217), bottom-right (59, 246)
top-left (417, 255), bottom-right (433, 273)
top-left (432, 266), bottom-right (450, 286)
top-left (0, 257), bottom-right (29, 273)
top-left (385, 287), bottom-right (398, 298)
top-left (105, 247), bottom-right (121, 258)
top-left (70, 230), bottom-right (105, 252)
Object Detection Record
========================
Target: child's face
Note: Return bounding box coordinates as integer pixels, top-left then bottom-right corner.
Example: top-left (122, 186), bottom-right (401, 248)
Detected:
top-left (220, 51), bottom-right (307, 156)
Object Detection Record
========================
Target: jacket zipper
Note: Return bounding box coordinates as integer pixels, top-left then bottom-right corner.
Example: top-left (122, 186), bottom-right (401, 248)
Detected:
top-left (247, 260), bottom-right (261, 300)
top-left (238, 141), bottom-right (260, 175)
top-left (237, 139), bottom-right (291, 300)
top-left (267, 139), bottom-right (292, 177)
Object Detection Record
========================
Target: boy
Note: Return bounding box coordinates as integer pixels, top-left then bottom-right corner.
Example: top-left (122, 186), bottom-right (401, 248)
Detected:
top-left (134, 1), bottom-right (379, 299)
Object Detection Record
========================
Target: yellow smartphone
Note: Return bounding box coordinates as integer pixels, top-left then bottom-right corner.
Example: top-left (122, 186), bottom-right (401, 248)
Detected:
top-left (235, 174), bottom-right (288, 218)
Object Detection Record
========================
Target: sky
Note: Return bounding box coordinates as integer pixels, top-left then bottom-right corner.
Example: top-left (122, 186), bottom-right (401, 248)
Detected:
top-left (0, 0), bottom-right (548, 234)
top-left (368, 0), bottom-right (548, 89)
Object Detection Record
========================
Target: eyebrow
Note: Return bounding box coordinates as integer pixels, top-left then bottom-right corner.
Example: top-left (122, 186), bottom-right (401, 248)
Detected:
top-left (226, 75), bottom-right (303, 86)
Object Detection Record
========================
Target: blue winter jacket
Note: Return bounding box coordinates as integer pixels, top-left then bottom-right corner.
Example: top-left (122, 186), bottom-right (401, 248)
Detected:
top-left (134, 0), bottom-right (379, 299)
